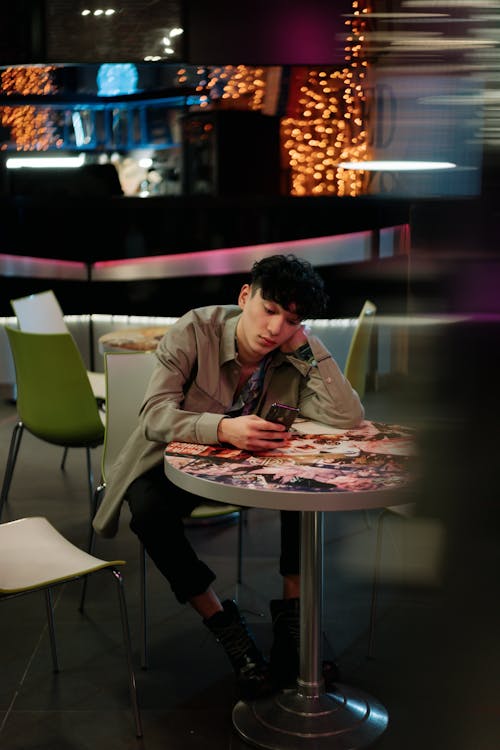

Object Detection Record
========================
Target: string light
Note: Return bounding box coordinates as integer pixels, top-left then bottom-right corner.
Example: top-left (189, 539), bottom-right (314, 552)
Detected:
top-left (0, 4), bottom-right (370, 193)
top-left (182, 65), bottom-right (267, 110)
top-left (0, 67), bottom-right (59, 151)
top-left (282, 0), bottom-right (370, 196)
top-left (183, 3), bottom-right (371, 196)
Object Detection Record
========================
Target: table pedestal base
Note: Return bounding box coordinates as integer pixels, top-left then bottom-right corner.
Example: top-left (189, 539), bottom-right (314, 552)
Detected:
top-left (233, 683), bottom-right (388, 750)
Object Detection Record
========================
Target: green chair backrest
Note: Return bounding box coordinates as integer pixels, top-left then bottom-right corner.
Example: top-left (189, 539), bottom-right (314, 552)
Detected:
top-left (344, 300), bottom-right (377, 400)
top-left (5, 326), bottom-right (104, 447)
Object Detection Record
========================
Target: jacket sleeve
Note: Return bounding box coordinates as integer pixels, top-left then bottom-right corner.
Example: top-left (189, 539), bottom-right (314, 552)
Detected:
top-left (286, 334), bottom-right (365, 428)
top-left (137, 314), bottom-right (225, 446)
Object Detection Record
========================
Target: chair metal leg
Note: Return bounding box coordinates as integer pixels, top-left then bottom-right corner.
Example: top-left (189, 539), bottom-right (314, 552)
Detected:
top-left (237, 509), bottom-right (244, 585)
top-left (79, 578), bottom-right (88, 614)
top-left (86, 483), bottom-right (102, 555)
top-left (140, 542), bottom-right (149, 670)
top-left (44, 588), bottom-right (60, 673)
top-left (85, 447), bottom-right (95, 515)
top-left (367, 509), bottom-right (388, 659)
top-left (111, 568), bottom-right (143, 738)
top-left (0, 421), bottom-right (24, 520)
top-left (60, 447), bottom-right (69, 471)
top-left (233, 509), bottom-right (264, 616)
top-left (322, 628), bottom-right (339, 666)
top-left (235, 509), bottom-right (245, 602)
top-left (78, 448), bottom-right (97, 611)
top-left (79, 483), bottom-right (103, 612)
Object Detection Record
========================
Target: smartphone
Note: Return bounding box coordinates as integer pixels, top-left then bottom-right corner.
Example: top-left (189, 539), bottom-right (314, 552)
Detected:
top-left (264, 402), bottom-right (300, 430)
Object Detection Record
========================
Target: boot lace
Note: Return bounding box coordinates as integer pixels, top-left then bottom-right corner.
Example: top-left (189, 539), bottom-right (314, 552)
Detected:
top-left (213, 620), bottom-right (258, 666)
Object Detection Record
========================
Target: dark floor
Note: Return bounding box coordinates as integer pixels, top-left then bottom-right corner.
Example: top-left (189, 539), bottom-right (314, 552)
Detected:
top-left (1, 380), bottom-right (498, 750)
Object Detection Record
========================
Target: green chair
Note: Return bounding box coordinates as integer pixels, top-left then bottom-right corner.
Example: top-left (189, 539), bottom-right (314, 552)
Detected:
top-left (10, 289), bottom-right (106, 472)
top-left (86, 351), bottom-right (242, 668)
top-left (0, 327), bottom-right (105, 524)
top-left (10, 289), bottom-right (105, 402)
top-left (0, 516), bottom-right (142, 737)
top-left (344, 299), bottom-right (377, 400)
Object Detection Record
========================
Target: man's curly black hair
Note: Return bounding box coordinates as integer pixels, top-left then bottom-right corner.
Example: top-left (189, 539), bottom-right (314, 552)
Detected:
top-left (250, 254), bottom-right (329, 320)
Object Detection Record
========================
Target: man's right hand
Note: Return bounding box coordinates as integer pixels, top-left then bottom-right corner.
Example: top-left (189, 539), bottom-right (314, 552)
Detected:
top-left (217, 415), bottom-right (291, 451)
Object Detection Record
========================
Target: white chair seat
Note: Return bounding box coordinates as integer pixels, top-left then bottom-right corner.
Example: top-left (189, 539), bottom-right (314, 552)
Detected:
top-left (385, 502), bottom-right (415, 519)
top-left (0, 516), bottom-right (123, 593)
top-left (0, 516), bottom-right (142, 737)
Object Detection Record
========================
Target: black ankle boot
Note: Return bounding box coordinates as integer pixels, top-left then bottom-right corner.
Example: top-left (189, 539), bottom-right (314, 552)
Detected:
top-left (204, 599), bottom-right (272, 700)
top-left (270, 598), bottom-right (340, 690)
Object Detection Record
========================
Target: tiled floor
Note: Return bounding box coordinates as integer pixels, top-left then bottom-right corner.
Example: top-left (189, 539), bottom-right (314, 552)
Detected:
top-left (1, 378), bottom-right (498, 750)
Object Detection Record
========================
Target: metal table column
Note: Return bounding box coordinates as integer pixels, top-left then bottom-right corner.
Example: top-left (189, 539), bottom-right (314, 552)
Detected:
top-left (232, 510), bottom-right (388, 750)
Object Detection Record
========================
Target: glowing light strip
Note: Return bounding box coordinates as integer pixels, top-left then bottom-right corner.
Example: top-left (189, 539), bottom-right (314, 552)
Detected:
top-left (92, 226), bottom-right (408, 282)
top-left (405, 1), bottom-right (497, 8)
top-left (0, 253), bottom-right (87, 279)
top-left (339, 160), bottom-right (456, 171)
top-left (344, 12), bottom-right (449, 17)
top-left (6, 154), bottom-right (85, 169)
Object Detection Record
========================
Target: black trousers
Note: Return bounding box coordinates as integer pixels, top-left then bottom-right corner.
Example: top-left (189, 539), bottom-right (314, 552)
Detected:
top-left (126, 463), bottom-right (301, 603)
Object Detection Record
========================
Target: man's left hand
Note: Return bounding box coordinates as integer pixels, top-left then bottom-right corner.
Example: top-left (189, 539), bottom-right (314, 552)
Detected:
top-left (280, 324), bottom-right (310, 353)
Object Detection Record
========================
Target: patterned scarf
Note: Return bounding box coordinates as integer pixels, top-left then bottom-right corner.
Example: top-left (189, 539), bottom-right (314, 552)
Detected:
top-left (228, 352), bottom-right (272, 417)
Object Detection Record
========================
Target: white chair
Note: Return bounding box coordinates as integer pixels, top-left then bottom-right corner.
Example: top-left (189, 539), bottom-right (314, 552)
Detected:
top-left (367, 502), bottom-right (415, 658)
top-left (87, 350), bottom-right (242, 668)
top-left (11, 290), bottom-right (106, 403)
top-left (343, 300), bottom-right (415, 652)
top-left (0, 516), bottom-right (142, 738)
top-left (343, 300), bottom-right (416, 654)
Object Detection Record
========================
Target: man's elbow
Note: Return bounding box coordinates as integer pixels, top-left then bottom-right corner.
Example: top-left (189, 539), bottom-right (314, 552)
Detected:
top-left (344, 400), bottom-right (365, 428)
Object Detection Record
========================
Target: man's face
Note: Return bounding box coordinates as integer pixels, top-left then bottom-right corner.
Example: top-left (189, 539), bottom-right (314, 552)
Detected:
top-left (236, 285), bottom-right (302, 360)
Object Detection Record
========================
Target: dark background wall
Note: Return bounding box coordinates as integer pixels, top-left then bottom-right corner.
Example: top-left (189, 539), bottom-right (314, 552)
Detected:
top-left (0, 192), bottom-right (410, 263)
top-left (0, 192), bottom-right (411, 318)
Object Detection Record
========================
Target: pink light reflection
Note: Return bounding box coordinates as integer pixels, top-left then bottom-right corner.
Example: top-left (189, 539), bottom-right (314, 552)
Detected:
top-left (0, 252), bottom-right (85, 269)
top-left (92, 230), bottom-right (382, 279)
top-left (0, 253), bottom-right (87, 279)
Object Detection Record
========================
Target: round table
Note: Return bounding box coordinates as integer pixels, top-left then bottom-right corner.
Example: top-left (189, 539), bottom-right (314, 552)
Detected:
top-left (98, 325), bottom-right (170, 353)
top-left (164, 420), bottom-right (415, 750)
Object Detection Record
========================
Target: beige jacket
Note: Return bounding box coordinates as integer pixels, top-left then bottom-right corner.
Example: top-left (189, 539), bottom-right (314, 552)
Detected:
top-left (93, 305), bottom-right (364, 537)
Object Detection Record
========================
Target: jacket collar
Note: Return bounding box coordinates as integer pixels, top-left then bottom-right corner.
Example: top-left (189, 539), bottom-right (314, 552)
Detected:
top-left (220, 311), bottom-right (240, 365)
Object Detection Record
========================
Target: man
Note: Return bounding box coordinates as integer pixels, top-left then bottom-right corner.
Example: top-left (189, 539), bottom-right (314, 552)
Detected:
top-left (93, 254), bottom-right (364, 699)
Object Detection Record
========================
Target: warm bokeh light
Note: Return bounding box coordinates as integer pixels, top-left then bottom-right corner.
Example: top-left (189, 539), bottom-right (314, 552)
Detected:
top-left (282, 0), bottom-right (370, 196)
top-left (1, 3), bottom-right (372, 192)
top-left (186, 65), bottom-right (268, 110)
top-left (0, 67), bottom-right (59, 152)
top-left (182, 2), bottom-right (371, 197)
